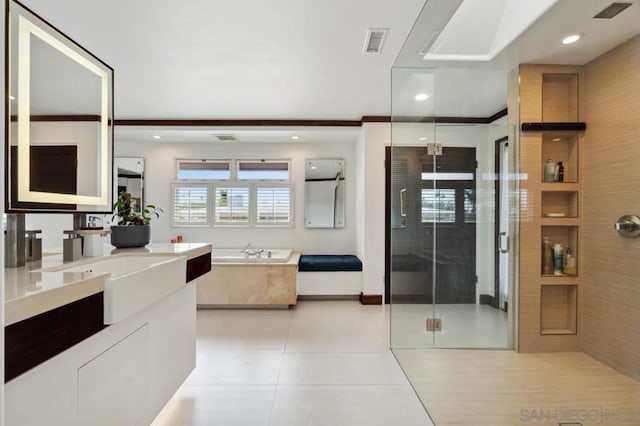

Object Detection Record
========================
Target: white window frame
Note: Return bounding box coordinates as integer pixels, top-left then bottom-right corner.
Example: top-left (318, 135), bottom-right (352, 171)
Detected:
top-left (176, 159), bottom-right (232, 181)
top-left (170, 182), bottom-right (212, 227)
top-left (212, 183), bottom-right (252, 227)
top-left (235, 159), bottom-right (291, 181)
top-left (170, 158), bottom-right (294, 228)
top-left (254, 183), bottom-right (295, 228)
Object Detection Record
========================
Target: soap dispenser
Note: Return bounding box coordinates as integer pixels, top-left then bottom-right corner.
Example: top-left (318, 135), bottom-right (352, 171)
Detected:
top-left (564, 247), bottom-right (577, 276)
top-left (83, 216), bottom-right (106, 257)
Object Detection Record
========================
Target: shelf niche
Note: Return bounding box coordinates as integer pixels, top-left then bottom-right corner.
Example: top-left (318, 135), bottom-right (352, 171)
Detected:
top-left (541, 225), bottom-right (579, 277)
top-left (540, 284), bottom-right (577, 335)
top-left (542, 191), bottom-right (579, 218)
top-left (542, 73), bottom-right (578, 122)
top-left (542, 133), bottom-right (579, 183)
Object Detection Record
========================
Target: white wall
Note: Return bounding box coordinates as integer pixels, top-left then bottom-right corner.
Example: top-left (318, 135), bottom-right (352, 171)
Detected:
top-left (24, 214), bottom-right (74, 251)
top-left (358, 123), bottom-right (388, 296)
top-left (115, 140), bottom-right (357, 254)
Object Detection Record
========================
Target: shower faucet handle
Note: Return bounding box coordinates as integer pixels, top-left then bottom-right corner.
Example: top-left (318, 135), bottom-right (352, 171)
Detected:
top-left (614, 215), bottom-right (640, 238)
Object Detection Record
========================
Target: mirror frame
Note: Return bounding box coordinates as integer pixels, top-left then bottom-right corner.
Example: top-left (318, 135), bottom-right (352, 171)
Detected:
top-left (5, 0), bottom-right (114, 213)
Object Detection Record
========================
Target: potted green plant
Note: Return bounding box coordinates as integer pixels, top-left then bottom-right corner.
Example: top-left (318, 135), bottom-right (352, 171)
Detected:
top-left (110, 191), bottom-right (163, 248)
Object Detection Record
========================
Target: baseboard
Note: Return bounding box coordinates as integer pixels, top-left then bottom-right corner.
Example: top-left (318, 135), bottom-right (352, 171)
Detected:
top-left (479, 294), bottom-right (495, 305)
top-left (359, 293), bottom-right (383, 305)
top-left (297, 295), bottom-right (359, 301)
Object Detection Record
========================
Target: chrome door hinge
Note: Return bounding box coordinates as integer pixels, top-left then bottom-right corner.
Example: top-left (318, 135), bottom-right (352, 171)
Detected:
top-left (426, 318), bottom-right (442, 332)
top-left (427, 143), bottom-right (443, 156)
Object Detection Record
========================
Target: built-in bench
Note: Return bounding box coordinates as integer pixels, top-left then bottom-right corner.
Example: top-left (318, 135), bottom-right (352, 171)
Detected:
top-left (297, 255), bottom-right (363, 296)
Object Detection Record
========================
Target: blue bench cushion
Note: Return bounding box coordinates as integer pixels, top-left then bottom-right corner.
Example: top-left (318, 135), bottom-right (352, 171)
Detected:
top-left (298, 255), bottom-right (363, 272)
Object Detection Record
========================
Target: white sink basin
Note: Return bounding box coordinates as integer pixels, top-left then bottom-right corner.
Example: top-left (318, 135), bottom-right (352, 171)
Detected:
top-left (37, 255), bottom-right (187, 324)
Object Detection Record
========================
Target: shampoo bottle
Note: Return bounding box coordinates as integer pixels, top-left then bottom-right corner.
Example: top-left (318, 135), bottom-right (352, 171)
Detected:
top-left (542, 236), bottom-right (553, 275)
top-left (544, 159), bottom-right (555, 183)
top-left (555, 161), bottom-right (564, 182)
top-left (553, 243), bottom-right (563, 275)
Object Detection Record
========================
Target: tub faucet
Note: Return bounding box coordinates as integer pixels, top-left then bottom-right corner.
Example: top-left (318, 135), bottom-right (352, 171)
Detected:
top-left (243, 244), bottom-right (264, 257)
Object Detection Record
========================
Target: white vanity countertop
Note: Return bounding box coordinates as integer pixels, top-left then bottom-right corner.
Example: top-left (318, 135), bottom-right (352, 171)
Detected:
top-left (108, 243), bottom-right (212, 260)
top-left (4, 243), bottom-right (212, 326)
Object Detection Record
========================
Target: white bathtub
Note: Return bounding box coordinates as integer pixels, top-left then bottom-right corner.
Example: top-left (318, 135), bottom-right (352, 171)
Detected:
top-left (212, 248), bottom-right (292, 263)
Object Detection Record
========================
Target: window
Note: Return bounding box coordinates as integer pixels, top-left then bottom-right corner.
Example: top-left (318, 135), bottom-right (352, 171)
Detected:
top-left (256, 185), bottom-right (293, 226)
top-left (177, 159), bottom-right (231, 180)
top-left (237, 160), bottom-right (290, 180)
top-left (170, 183), bottom-right (211, 226)
top-left (171, 158), bottom-right (294, 227)
top-left (214, 186), bottom-right (250, 225)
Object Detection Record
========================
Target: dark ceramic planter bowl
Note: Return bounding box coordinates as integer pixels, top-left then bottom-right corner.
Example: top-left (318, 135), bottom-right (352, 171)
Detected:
top-left (110, 225), bottom-right (151, 248)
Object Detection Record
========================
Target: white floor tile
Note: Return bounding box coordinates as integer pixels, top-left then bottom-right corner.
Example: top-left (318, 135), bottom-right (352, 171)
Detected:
top-left (269, 385), bottom-right (434, 426)
top-left (151, 386), bottom-right (276, 426)
top-left (196, 308), bottom-right (292, 353)
top-left (155, 301), bottom-right (435, 425)
top-left (290, 300), bottom-right (381, 326)
top-left (285, 324), bottom-right (389, 353)
top-left (184, 352), bottom-right (283, 386)
top-left (278, 352), bottom-right (408, 385)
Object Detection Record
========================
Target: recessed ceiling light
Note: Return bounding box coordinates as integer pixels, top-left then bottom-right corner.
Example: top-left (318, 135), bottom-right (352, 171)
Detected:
top-left (418, 137), bottom-right (427, 141)
top-left (561, 34), bottom-right (581, 45)
top-left (152, 135), bottom-right (162, 140)
top-left (552, 138), bottom-right (561, 142)
top-left (291, 135), bottom-right (300, 140)
top-left (310, 166), bottom-right (317, 170)
top-left (414, 93), bottom-right (430, 101)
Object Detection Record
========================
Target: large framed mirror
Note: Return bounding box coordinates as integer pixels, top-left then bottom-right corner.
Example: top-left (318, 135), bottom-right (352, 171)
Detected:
top-left (5, 0), bottom-right (114, 213)
top-left (114, 157), bottom-right (144, 214)
top-left (304, 159), bottom-right (345, 228)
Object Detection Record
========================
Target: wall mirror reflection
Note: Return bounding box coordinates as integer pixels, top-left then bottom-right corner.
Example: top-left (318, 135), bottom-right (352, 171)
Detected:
top-left (114, 158), bottom-right (144, 214)
top-left (304, 159), bottom-right (345, 228)
top-left (6, 0), bottom-right (114, 212)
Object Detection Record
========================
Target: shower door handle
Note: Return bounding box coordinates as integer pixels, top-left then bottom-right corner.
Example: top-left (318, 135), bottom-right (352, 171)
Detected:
top-left (499, 232), bottom-right (509, 253)
top-left (400, 188), bottom-right (407, 217)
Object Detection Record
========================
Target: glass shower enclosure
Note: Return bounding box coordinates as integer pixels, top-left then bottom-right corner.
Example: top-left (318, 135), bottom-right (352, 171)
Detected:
top-left (389, 66), bottom-right (518, 349)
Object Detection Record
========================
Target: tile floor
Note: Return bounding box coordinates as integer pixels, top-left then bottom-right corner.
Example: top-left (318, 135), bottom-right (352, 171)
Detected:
top-left (394, 349), bottom-right (640, 426)
top-left (390, 303), bottom-right (509, 348)
top-left (152, 300), bottom-right (434, 426)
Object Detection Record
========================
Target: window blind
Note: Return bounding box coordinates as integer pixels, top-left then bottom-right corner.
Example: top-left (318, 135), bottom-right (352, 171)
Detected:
top-left (214, 186), bottom-right (250, 224)
top-left (256, 186), bottom-right (292, 225)
top-left (171, 184), bottom-right (210, 225)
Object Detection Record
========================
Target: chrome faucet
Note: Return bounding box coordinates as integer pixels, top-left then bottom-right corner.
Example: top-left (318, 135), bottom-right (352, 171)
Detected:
top-left (242, 244), bottom-right (264, 258)
top-left (87, 215), bottom-right (102, 228)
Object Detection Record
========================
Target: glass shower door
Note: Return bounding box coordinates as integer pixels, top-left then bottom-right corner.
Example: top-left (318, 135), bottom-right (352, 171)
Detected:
top-left (389, 67), bottom-right (436, 349)
top-left (390, 67), bottom-right (512, 350)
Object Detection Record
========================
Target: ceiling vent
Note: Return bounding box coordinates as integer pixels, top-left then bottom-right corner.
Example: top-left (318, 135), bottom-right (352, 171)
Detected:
top-left (214, 134), bottom-right (237, 141)
top-left (363, 28), bottom-right (389, 54)
top-left (593, 2), bottom-right (632, 18)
